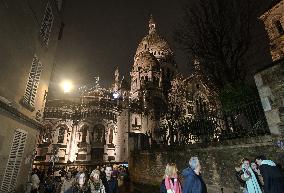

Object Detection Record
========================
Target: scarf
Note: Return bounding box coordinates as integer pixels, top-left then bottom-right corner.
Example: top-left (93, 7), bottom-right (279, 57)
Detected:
top-left (165, 176), bottom-right (182, 193)
top-left (261, 160), bottom-right (276, 166)
top-left (88, 179), bottom-right (105, 193)
top-left (242, 164), bottom-right (262, 193)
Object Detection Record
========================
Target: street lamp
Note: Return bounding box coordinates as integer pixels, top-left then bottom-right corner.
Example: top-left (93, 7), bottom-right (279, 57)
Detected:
top-left (61, 80), bottom-right (73, 93)
top-left (112, 91), bottom-right (120, 99)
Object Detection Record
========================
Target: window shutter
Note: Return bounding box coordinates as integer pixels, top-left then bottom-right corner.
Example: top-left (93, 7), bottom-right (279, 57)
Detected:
top-left (39, 2), bottom-right (54, 46)
top-left (1, 129), bottom-right (27, 192)
top-left (23, 54), bottom-right (43, 109)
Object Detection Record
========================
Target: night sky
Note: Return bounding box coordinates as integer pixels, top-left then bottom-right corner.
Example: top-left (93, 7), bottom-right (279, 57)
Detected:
top-left (53, 0), bottom-right (187, 88)
top-left (53, 0), bottom-right (272, 90)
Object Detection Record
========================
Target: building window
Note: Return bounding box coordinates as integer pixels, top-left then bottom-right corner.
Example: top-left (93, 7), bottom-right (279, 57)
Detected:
top-left (21, 54), bottom-right (43, 111)
top-left (39, 2), bottom-right (54, 46)
top-left (134, 117), bottom-right (138, 125)
top-left (1, 129), bottom-right (27, 192)
top-left (275, 20), bottom-right (284, 35)
top-left (80, 126), bottom-right (87, 143)
top-left (58, 22), bottom-right (65, 40)
top-left (58, 126), bottom-right (65, 143)
top-left (55, 0), bottom-right (63, 11)
top-left (109, 128), bottom-right (114, 144)
top-left (93, 125), bottom-right (104, 143)
top-left (188, 106), bottom-right (194, 113)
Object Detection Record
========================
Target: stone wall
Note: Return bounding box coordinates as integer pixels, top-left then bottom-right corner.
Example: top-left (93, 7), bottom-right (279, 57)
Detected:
top-left (0, 111), bottom-right (39, 193)
top-left (129, 136), bottom-right (284, 193)
top-left (260, 0), bottom-right (284, 61)
top-left (254, 60), bottom-right (284, 135)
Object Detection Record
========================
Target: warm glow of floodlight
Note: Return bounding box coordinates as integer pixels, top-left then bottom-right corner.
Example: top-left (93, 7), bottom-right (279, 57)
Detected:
top-left (61, 80), bottom-right (73, 93)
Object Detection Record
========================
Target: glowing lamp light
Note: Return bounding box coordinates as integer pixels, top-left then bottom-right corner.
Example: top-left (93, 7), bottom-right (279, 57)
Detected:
top-left (61, 80), bottom-right (73, 93)
top-left (113, 92), bottom-right (120, 99)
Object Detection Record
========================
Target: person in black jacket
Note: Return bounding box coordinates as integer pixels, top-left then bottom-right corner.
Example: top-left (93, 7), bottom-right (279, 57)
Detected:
top-left (182, 157), bottom-right (207, 193)
top-left (255, 155), bottom-right (284, 193)
top-left (101, 165), bottom-right (119, 193)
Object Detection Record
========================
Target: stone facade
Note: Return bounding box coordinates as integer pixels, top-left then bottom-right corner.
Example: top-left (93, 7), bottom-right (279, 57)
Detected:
top-left (36, 16), bottom-right (216, 165)
top-left (255, 0), bottom-right (284, 135)
top-left (260, 0), bottom-right (284, 61)
top-left (128, 3), bottom-right (284, 193)
top-left (0, 0), bottom-right (63, 192)
top-left (254, 60), bottom-right (284, 135)
top-left (129, 136), bottom-right (284, 193)
top-left (36, 84), bottom-right (129, 164)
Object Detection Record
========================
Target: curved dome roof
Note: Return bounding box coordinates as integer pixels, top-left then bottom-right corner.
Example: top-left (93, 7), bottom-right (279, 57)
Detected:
top-left (135, 16), bottom-right (173, 59)
top-left (134, 51), bottom-right (159, 69)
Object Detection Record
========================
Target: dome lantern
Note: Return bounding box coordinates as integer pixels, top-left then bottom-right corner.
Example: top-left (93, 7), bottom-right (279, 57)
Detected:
top-left (149, 14), bottom-right (156, 34)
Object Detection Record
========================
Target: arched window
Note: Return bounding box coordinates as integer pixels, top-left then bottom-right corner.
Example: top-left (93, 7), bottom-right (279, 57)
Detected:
top-left (196, 84), bottom-right (200, 89)
top-left (40, 124), bottom-right (52, 143)
top-left (167, 68), bottom-right (170, 77)
top-left (80, 125), bottom-right (88, 143)
top-left (93, 124), bottom-right (104, 143)
top-left (274, 20), bottom-right (284, 35)
top-left (57, 125), bottom-right (66, 143)
top-left (109, 127), bottom-right (114, 144)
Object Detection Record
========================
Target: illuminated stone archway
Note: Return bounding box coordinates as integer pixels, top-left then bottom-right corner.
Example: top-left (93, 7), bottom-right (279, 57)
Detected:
top-left (56, 124), bottom-right (69, 144)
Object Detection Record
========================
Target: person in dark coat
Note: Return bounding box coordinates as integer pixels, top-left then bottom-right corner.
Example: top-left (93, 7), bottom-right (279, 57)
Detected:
top-left (182, 157), bottom-right (207, 193)
top-left (255, 155), bottom-right (284, 193)
top-left (251, 162), bottom-right (264, 189)
top-left (101, 165), bottom-right (119, 193)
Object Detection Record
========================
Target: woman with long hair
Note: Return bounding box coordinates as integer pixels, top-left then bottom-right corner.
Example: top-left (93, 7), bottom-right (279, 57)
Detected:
top-left (72, 169), bottom-right (89, 193)
top-left (160, 163), bottom-right (182, 193)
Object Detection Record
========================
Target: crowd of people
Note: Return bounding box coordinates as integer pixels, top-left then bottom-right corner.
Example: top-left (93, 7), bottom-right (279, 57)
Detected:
top-left (235, 155), bottom-right (284, 193)
top-left (30, 164), bottom-right (130, 193)
top-left (28, 154), bottom-right (284, 193)
top-left (159, 155), bottom-right (284, 193)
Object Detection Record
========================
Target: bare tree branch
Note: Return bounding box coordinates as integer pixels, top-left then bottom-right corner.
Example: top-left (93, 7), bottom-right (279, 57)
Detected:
top-left (175, 0), bottom-right (259, 90)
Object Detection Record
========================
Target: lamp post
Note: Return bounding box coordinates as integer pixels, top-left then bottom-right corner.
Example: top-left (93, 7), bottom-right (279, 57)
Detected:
top-left (61, 80), bottom-right (73, 93)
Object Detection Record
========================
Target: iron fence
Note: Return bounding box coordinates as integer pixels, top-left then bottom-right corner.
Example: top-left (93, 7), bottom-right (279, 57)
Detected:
top-left (155, 98), bottom-right (270, 146)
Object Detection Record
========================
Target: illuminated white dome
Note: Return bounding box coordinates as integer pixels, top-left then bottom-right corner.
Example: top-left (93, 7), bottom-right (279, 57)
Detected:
top-left (134, 15), bottom-right (174, 62)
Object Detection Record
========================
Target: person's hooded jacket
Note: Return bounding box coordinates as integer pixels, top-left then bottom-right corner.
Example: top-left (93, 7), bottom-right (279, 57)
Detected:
top-left (182, 167), bottom-right (207, 193)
